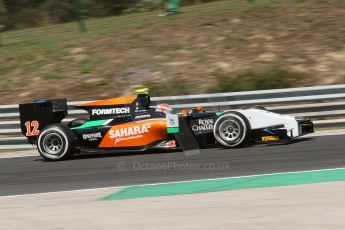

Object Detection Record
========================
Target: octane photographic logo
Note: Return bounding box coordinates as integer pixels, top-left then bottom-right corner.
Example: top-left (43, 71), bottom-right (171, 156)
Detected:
top-left (83, 132), bottom-right (102, 141)
top-left (192, 119), bottom-right (214, 131)
top-left (91, 107), bottom-right (130, 116)
top-left (109, 123), bottom-right (152, 145)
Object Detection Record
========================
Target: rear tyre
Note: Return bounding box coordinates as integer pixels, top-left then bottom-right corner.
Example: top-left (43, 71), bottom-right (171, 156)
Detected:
top-left (37, 124), bottom-right (76, 161)
top-left (213, 111), bottom-right (251, 148)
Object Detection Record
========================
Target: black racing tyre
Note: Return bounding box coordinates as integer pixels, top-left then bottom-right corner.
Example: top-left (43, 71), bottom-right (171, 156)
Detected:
top-left (213, 111), bottom-right (251, 148)
top-left (67, 118), bottom-right (88, 128)
top-left (37, 124), bottom-right (76, 161)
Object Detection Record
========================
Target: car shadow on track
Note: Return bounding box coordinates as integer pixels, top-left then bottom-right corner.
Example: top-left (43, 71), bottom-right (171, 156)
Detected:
top-left (33, 138), bottom-right (315, 162)
top-left (33, 149), bottom-right (182, 162)
top-left (77, 149), bottom-right (182, 160)
top-left (264, 137), bottom-right (315, 146)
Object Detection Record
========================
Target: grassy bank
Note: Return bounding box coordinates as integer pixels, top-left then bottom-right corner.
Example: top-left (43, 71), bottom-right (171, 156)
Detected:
top-left (0, 0), bottom-right (344, 103)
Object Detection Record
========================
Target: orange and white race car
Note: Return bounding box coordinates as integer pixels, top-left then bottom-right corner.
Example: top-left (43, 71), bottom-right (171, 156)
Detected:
top-left (19, 89), bottom-right (313, 161)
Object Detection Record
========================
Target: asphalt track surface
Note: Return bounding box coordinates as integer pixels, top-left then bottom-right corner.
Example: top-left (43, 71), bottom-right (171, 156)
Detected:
top-left (0, 135), bottom-right (345, 196)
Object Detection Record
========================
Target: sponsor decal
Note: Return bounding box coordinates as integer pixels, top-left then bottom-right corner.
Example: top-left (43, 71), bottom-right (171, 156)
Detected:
top-left (169, 140), bottom-right (177, 148)
top-left (192, 119), bottom-right (214, 131)
top-left (169, 118), bottom-right (177, 126)
top-left (109, 123), bottom-right (152, 144)
top-left (262, 136), bottom-right (279, 141)
top-left (134, 114), bottom-right (151, 119)
top-left (154, 140), bottom-right (177, 149)
top-left (83, 132), bottom-right (102, 141)
top-left (166, 114), bottom-right (179, 128)
top-left (92, 107), bottom-right (130, 116)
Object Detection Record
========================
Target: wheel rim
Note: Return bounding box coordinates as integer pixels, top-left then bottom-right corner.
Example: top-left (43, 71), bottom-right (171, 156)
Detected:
top-left (219, 119), bottom-right (241, 142)
top-left (42, 133), bottom-right (64, 156)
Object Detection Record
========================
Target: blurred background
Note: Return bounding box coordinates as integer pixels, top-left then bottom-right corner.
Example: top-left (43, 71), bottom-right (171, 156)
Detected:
top-left (0, 0), bottom-right (344, 104)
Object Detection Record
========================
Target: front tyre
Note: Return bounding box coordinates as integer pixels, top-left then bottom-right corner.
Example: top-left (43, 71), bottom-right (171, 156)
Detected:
top-left (37, 124), bottom-right (76, 161)
top-left (213, 112), bottom-right (251, 148)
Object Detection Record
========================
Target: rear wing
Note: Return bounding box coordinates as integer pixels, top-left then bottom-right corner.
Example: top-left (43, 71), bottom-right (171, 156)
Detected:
top-left (19, 99), bottom-right (68, 143)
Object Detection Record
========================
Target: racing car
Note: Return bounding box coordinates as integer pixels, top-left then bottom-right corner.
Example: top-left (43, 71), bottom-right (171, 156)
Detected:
top-left (19, 88), bottom-right (313, 161)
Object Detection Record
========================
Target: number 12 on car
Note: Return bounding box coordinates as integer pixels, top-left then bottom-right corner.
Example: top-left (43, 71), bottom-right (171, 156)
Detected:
top-left (25, 120), bottom-right (40, 136)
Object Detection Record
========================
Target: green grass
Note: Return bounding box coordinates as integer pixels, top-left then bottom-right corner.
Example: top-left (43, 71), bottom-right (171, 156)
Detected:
top-left (141, 66), bottom-right (309, 96)
top-left (0, 0), bottom-right (294, 100)
top-left (172, 43), bottom-right (185, 51)
top-left (0, 64), bottom-right (18, 74)
top-left (144, 78), bottom-right (192, 96)
top-left (208, 66), bottom-right (308, 93)
top-left (22, 52), bottom-right (36, 62)
top-left (79, 60), bottom-right (95, 74)
top-left (1, 0), bottom-right (279, 45)
top-left (0, 76), bottom-right (12, 86)
top-left (96, 78), bottom-right (110, 86)
top-left (0, 0), bottom-right (279, 62)
top-left (42, 72), bottom-right (61, 80)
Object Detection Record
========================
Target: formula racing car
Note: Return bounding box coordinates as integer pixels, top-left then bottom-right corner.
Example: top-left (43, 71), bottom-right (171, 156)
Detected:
top-left (19, 89), bottom-right (314, 161)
